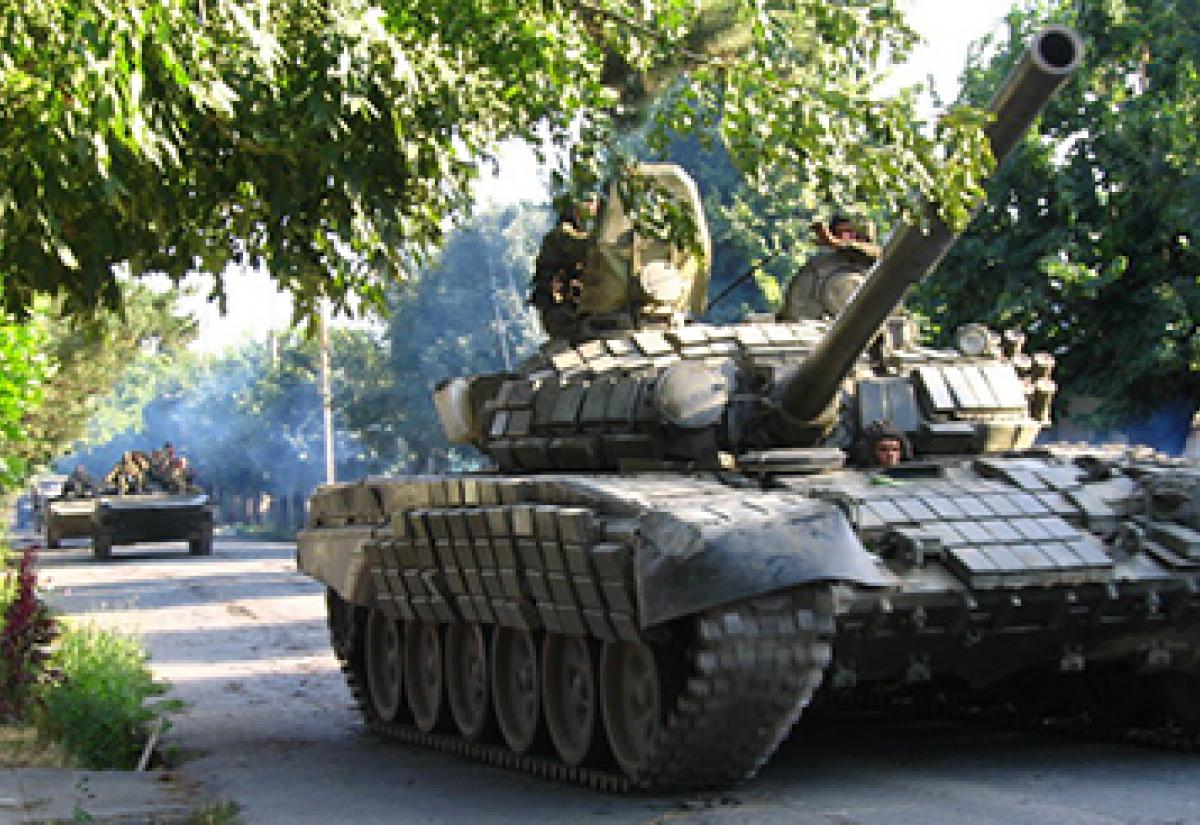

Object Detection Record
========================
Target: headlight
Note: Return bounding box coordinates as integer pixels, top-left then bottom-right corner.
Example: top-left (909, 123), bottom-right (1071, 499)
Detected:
top-left (955, 323), bottom-right (994, 357)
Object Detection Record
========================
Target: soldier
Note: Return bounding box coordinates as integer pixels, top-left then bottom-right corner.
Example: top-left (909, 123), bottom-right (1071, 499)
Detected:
top-left (779, 215), bottom-right (881, 321)
top-left (60, 464), bottom-right (96, 498)
top-left (856, 419), bottom-right (911, 469)
top-left (167, 456), bottom-right (197, 493)
top-left (105, 451), bottom-right (144, 494)
top-left (530, 193), bottom-right (599, 338)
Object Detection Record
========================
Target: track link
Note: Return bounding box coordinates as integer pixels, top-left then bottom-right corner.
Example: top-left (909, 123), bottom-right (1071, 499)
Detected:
top-left (331, 587), bottom-right (835, 792)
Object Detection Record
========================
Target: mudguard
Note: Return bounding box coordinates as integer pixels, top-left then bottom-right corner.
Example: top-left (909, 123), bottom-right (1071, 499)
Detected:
top-left (634, 496), bottom-right (891, 627)
top-left (296, 526), bottom-right (377, 605)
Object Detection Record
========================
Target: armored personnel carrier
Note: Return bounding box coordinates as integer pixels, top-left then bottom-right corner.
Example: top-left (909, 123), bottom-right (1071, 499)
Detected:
top-left (44, 495), bottom-right (95, 548)
top-left (298, 27), bottom-right (1200, 790)
top-left (89, 489), bottom-right (214, 560)
top-left (45, 473), bottom-right (214, 560)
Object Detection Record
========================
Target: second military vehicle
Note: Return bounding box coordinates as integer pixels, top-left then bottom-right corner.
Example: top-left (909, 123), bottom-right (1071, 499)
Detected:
top-left (297, 27), bottom-right (1200, 790)
top-left (45, 459), bottom-right (214, 560)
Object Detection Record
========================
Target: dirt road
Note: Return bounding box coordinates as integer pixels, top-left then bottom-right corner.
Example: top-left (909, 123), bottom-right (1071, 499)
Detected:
top-left (36, 539), bottom-right (1200, 825)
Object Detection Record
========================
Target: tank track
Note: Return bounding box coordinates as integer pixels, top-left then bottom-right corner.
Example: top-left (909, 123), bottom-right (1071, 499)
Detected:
top-left (330, 588), bottom-right (835, 792)
top-left (821, 680), bottom-right (1200, 754)
top-left (973, 691), bottom-right (1200, 753)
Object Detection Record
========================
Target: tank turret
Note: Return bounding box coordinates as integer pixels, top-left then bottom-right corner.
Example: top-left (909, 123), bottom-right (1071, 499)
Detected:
top-left (778, 25), bottom-right (1085, 422)
top-left (435, 26), bottom-right (1083, 473)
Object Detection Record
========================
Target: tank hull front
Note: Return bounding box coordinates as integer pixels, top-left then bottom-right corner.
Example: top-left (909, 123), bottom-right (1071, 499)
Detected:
top-left (297, 451), bottom-right (1200, 789)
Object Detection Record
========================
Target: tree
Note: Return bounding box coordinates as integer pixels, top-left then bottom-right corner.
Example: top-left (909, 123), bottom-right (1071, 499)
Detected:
top-left (16, 286), bottom-right (196, 473)
top-left (67, 199), bottom-right (546, 492)
top-left (2, 0), bottom-right (993, 321)
top-left (355, 203), bottom-right (546, 471)
top-left (0, 316), bottom-right (48, 491)
top-left (910, 0), bottom-right (1200, 446)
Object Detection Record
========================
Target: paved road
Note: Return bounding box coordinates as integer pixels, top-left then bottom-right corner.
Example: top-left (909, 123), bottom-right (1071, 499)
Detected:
top-left (35, 539), bottom-right (1200, 825)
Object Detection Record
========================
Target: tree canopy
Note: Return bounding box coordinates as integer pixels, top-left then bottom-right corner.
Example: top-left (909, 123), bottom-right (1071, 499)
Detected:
top-left (911, 0), bottom-right (1200, 443)
top-left (62, 201), bottom-right (544, 488)
top-left (3, 0), bottom-right (993, 322)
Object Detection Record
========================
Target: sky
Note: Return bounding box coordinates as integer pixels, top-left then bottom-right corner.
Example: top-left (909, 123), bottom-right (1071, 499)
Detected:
top-left (180, 0), bottom-right (1015, 354)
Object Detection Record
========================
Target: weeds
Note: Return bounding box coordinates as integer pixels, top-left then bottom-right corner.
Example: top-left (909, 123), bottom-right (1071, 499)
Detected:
top-left (36, 623), bottom-right (178, 769)
top-left (186, 801), bottom-right (243, 825)
top-left (0, 547), bottom-right (58, 719)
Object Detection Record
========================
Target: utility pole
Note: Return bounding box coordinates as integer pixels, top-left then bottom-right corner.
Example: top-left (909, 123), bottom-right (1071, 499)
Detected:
top-left (318, 298), bottom-right (335, 484)
top-left (489, 268), bottom-right (514, 371)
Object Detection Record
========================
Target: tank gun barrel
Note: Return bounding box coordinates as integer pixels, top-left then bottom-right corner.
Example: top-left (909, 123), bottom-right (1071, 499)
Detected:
top-left (777, 26), bottom-right (1084, 422)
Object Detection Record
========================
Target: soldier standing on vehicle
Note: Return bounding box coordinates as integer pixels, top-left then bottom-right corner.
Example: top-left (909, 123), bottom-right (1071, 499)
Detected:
top-left (60, 464), bottom-right (96, 498)
top-left (531, 193), bottom-right (599, 338)
top-left (167, 456), bottom-right (198, 494)
top-left (779, 215), bottom-right (881, 321)
top-left (105, 451), bottom-right (145, 494)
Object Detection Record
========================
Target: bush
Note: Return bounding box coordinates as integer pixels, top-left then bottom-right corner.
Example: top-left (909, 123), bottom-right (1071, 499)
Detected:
top-left (0, 547), bottom-right (58, 720)
top-left (35, 623), bottom-right (174, 769)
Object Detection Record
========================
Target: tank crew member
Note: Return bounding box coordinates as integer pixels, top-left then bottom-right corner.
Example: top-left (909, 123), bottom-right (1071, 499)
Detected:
top-left (167, 456), bottom-right (198, 494)
top-left (531, 192), bottom-right (598, 338)
top-left (779, 215), bottom-right (880, 321)
top-left (856, 419), bottom-right (911, 469)
top-left (60, 464), bottom-right (96, 498)
top-left (105, 451), bottom-right (145, 494)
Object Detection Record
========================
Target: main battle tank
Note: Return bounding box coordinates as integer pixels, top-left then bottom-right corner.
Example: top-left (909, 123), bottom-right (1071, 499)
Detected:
top-left (298, 26), bottom-right (1200, 790)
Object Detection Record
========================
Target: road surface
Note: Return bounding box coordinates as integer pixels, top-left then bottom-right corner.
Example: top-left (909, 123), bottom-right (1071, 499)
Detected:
top-left (34, 538), bottom-right (1200, 825)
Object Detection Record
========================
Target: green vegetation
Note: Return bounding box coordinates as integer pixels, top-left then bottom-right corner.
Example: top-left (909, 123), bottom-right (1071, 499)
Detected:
top-left (2, 0), bottom-right (992, 324)
top-left (68, 202), bottom-right (545, 485)
top-left (0, 546), bottom-right (175, 771)
top-left (0, 316), bottom-right (49, 491)
top-left (0, 280), bottom-right (194, 495)
top-left (36, 622), bottom-right (176, 770)
top-left (912, 0), bottom-right (1200, 437)
top-left (185, 801), bottom-right (243, 825)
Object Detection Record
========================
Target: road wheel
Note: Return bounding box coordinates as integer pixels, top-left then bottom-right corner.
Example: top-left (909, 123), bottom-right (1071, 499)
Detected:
top-left (445, 624), bottom-right (493, 742)
top-left (364, 609), bottom-right (405, 723)
top-left (543, 633), bottom-right (606, 767)
top-left (404, 621), bottom-right (445, 733)
top-left (92, 533), bottom-right (112, 560)
top-left (601, 640), bottom-right (664, 777)
top-left (492, 627), bottom-right (545, 754)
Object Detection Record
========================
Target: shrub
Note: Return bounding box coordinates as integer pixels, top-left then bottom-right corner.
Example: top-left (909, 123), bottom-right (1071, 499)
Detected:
top-left (0, 547), bottom-right (58, 720)
top-left (35, 623), bottom-right (174, 769)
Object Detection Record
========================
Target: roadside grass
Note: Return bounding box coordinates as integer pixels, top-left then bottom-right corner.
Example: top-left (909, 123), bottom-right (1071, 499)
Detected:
top-left (185, 801), bottom-right (243, 824)
top-left (1, 541), bottom-right (180, 770)
top-left (218, 522), bottom-right (296, 541)
top-left (36, 621), bottom-right (182, 770)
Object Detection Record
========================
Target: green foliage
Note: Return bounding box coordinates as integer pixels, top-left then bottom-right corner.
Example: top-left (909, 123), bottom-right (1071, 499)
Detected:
top-left (1, 0), bottom-right (992, 323)
top-left (910, 0), bottom-right (1200, 438)
top-left (0, 315), bottom-right (49, 491)
top-left (360, 203), bottom-right (545, 470)
top-left (18, 284), bottom-right (197, 474)
top-left (67, 201), bottom-right (546, 486)
top-left (36, 622), bottom-right (172, 770)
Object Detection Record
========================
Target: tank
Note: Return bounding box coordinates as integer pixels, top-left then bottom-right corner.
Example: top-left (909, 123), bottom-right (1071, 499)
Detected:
top-left (45, 477), bottom-right (215, 560)
top-left (297, 26), bottom-right (1200, 791)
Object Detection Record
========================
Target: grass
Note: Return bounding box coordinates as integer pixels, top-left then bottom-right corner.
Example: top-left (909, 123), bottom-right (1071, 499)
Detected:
top-left (184, 801), bottom-right (243, 825)
top-left (35, 622), bottom-right (180, 770)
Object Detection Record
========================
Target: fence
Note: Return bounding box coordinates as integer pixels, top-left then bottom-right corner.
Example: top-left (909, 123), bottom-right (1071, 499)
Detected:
top-left (208, 488), bottom-right (310, 534)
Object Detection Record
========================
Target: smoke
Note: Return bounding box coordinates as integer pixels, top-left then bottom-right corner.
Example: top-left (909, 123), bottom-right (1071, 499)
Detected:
top-left (1041, 397), bottom-right (1196, 456)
